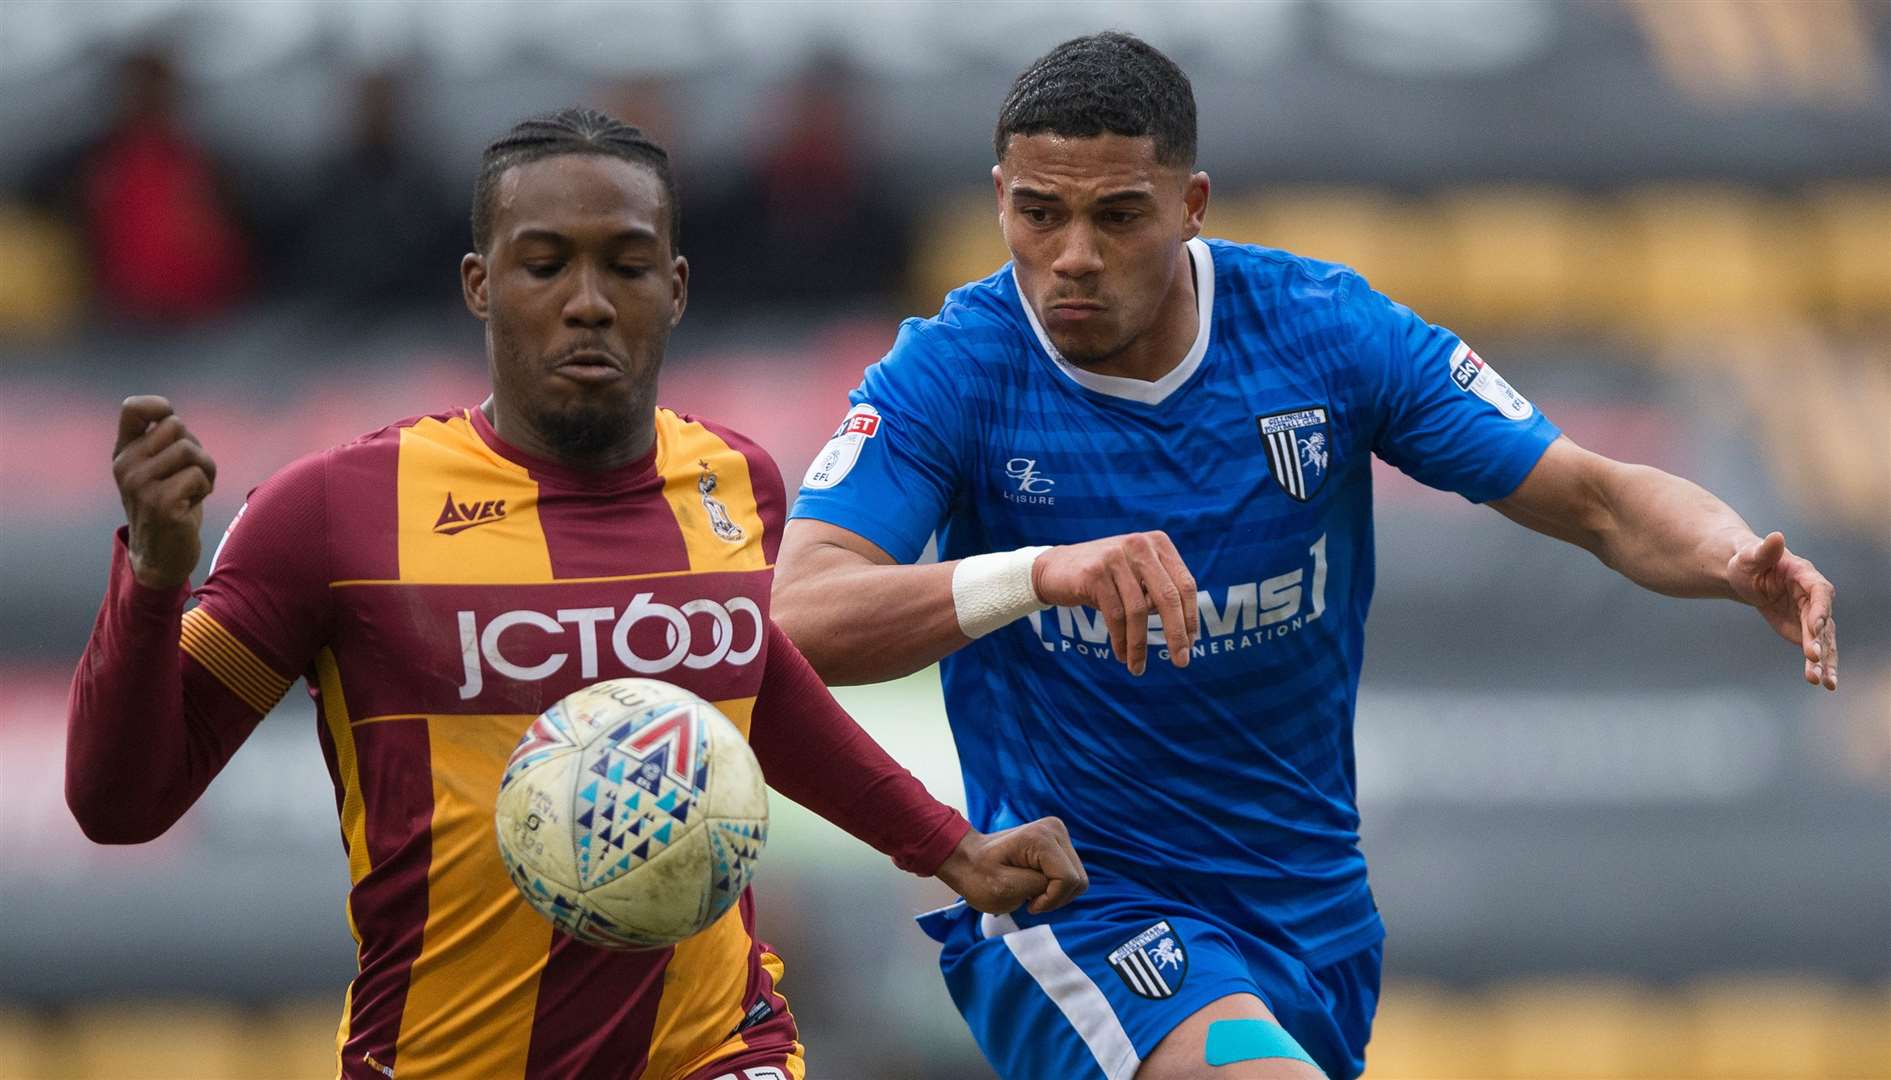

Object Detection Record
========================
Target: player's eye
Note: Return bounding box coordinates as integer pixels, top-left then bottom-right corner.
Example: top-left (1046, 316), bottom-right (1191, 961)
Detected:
top-left (524, 262), bottom-right (564, 279)
top-left (1102, 211), bottom-right (1140, 226)
top-left (613, 264), bottom-right (648, 279)
top-left (1019, 206), bottom-right (1054, 225)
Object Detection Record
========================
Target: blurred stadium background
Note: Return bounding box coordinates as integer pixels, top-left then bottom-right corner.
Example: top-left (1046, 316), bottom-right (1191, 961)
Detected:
top-left (2, 1), bottom-right (1887, 1077)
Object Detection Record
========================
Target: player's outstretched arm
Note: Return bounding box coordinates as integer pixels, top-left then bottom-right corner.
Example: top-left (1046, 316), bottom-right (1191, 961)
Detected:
top-left (747, 619), bottom-right (1088, 912)
top-left (774, 519), bottom-right (1200, 685)
top-left (1491, 435), bottom-right (1837, 690)
top-left (67, 397), bottom-right (256, 843)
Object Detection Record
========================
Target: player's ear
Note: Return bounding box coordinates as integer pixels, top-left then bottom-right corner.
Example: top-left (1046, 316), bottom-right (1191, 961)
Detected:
top-left (669, 255), bottom-right (689, 329)
top-left (1182, 171), bottom-right (1210, 240)
top-left (461, 253), bottom-right (490, 321)
top-left (992, 164), bottom-right (1006, 220)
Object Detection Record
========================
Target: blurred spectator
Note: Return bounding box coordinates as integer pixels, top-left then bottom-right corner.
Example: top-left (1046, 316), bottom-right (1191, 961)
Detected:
top-left (29, 48), bottom-right (252, 325)
top-left (289, 68), bottom-right (462, 317)
top-left (693, 56), bottom-right (908, 310)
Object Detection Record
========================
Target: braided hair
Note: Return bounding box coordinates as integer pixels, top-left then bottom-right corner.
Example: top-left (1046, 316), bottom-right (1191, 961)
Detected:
top-left (471, 107), bottom-right (680, 253)
top-left (995, 32), bottom-right (1197, 168)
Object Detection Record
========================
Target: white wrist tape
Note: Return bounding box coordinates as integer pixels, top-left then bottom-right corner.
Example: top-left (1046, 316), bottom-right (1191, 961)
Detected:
top-left (952, 546), bottom-right (1052, 640)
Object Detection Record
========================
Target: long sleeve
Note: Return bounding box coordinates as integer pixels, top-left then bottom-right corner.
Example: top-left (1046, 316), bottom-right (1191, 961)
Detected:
top-left (67, 451), bottom-right (333, 844)
top-left (65, 530), bottom-right (268, 843)
top-left (747, 620), bottom-right (969, 875)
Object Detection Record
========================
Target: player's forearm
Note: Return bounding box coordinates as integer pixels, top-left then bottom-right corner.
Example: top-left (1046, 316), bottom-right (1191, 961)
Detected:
top-left (1584, 462), bottom-right (1757, 599)
top-left (749, 622), bottom-right (970, 874)
top-left (772, 553), bottom-right (968, 685)
top-left (66, 534), bottom-right (247, 843)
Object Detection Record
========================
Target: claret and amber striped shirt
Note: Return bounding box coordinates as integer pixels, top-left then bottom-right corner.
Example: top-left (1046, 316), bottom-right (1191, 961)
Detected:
top-left (67, 405), bottom-right (969, 1080)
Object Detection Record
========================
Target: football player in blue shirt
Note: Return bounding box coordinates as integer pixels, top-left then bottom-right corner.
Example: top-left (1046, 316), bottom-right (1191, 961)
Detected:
top-left (773, 31), bottom-right (1839, 1080)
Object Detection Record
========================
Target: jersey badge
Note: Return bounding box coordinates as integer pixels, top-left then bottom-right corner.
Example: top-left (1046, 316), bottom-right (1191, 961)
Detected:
top-left (1108, 920), bottom-right (1188, 999)
top-left (803, 403), bottom-right (881, 490)
top-left (1448, 342), bottom-right (1533, 420)
top-left (1256, 406), bottom-right (1331, 502)
top-left (697, 460), bottom-right (746, 542)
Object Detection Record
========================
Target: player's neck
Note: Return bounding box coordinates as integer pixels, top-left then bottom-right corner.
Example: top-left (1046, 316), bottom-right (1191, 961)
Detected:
top-left (1078, 244), bottom-right (1199, 384)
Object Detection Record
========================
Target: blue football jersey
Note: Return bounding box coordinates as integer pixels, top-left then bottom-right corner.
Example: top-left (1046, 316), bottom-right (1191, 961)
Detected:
top-left (791, 237), bottom-right (1560, 966)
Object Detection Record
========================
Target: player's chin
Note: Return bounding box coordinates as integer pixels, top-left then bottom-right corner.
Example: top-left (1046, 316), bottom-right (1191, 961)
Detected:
top-left (1050, 326), bottom-right (1125, 368)
top-left (534, 397), bottom-right (638, 457)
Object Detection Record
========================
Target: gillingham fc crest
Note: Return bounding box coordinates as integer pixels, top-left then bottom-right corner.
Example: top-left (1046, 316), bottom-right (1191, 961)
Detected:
top-left (1108, 920), bottom-right (1188, 999)
top-left (1257, 406), bottom-right (1331, 502)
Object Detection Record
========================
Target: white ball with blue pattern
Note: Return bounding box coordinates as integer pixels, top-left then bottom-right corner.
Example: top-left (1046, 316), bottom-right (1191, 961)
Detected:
top-left (495, 678), bottom-right (768, 950)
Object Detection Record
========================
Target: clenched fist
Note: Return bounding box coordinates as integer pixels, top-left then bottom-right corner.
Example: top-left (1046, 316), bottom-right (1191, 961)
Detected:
top-left (112, 396), bottom-right (217, 589)
top-left (933, 816), bottom-right (1088, 915)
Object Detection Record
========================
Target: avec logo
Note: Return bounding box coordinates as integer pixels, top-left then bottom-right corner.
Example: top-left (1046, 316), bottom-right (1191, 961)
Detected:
top-left (434, 492), bottom-right (508, 535)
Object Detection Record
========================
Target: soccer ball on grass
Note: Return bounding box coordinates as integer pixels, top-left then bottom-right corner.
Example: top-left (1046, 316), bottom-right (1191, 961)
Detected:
top-left (495, 678), bottom-right (768, 949)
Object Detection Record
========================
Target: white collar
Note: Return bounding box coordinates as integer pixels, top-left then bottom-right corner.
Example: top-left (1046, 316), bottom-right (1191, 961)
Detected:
top-left (1015, 235), bottom-right (1215, 406)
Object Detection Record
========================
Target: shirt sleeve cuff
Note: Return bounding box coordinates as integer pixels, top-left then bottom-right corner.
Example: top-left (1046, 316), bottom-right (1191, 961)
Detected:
top-left (900, 810), bottom-right (973, 877)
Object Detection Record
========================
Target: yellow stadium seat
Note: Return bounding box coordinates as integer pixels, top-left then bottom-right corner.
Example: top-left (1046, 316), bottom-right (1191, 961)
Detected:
top-left (0, 1008), bottom-right (60, 1080)
top-left (64, 1002), bottom-right (257, 1080)
top-left (1689, 976), bottom-right (1886, 1080)
top-left (1433, 188), bottom-right (1635, 336)
top-left (1364, 980), bottom-right (1498, 1079)
top-left (1616, 186), bottom-right (1810, 334)
top-left (253, 998), bottom-right (343, 1079)
top-left (908, 191), bottom-right (1010, 317)
top-left (1213, 189), bottom-right (1460, 322)
top-left (1827, 984), bottom-right (1891, 1080)
top-left (1807, 184), bottom-right (1891, 323)
top-left (1486, 978), bottom-right (1691, 1080)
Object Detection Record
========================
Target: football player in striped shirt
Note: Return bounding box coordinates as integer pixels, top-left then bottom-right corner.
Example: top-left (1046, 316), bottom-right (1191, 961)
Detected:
top-left (774, 32), bottom-right (1839, 1080)
top-left (67, 108), bottom-right (1086, 1080)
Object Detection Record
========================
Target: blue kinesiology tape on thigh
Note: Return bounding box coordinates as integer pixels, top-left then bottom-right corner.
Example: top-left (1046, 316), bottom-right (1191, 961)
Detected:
top-left (1204, 1018), bottom-right (1323, 1072)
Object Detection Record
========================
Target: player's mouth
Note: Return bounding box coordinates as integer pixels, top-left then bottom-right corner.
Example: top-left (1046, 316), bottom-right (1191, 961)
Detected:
top-left (1046, 300), bottom-right (1105, 325)
top-left (551, 349), bottom-right (626, 385)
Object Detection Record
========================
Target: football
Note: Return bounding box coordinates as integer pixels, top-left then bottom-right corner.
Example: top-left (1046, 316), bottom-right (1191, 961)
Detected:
top-left (495, 678), bottom-right (769, 950)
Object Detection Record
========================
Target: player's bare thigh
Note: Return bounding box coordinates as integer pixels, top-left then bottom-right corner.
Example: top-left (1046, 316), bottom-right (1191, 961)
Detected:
top-left (1137, 993), bottom-right (1325, 1080)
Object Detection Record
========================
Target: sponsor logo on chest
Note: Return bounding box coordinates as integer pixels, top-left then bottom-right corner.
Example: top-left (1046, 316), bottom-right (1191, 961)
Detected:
top-left (1002, 457), bottom-right (1056, 505)
top-left (1028, 535), bottom-right (1329, 663)
top-left (337, 573), bottom-right (769, 716)
top-left (433, 492), bottom-right (508, 535)
top-left (454, 591), bottom-right (764, 699)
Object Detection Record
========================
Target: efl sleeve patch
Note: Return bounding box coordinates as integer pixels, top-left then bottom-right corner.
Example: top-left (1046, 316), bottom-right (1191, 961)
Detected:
top-left (1447, 341), bottom-right (1534, 420)
top-left (802, 403), bottom-right (881, 490)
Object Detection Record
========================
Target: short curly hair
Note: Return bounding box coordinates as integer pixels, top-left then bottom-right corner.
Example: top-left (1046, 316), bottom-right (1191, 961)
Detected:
top-left (471, 107), bottom-right (680, 254)
top-left (994, 32), bottom-right (1197, 168)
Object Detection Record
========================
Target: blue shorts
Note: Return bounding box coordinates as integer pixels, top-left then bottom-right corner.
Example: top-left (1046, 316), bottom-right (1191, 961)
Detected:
top-left (917, 888), bottom-right (1381, 1080)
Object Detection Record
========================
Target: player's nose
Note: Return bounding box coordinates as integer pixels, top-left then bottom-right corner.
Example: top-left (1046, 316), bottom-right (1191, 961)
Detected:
top-left (562, 264), bottom-right (615, 329)
top-left (1051, 223), bottom-right (1105, 278)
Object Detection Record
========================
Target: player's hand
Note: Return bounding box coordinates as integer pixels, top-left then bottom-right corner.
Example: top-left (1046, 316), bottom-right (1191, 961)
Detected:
top-left (1727, 531), bottom-right (1836, 691)
top-left (1031, 531), bottom-right (1199, 675)
top-left (933, 817), bottom-right (1087, 916)
top-left (112, 395), bottom-right (216, 590)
